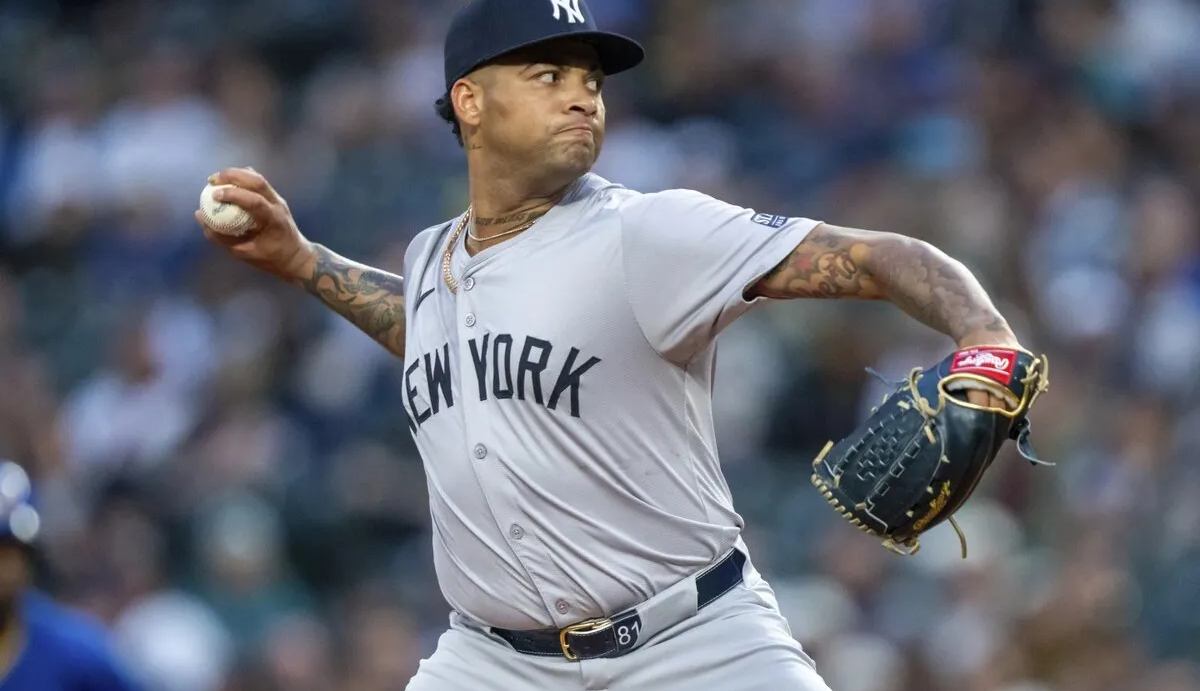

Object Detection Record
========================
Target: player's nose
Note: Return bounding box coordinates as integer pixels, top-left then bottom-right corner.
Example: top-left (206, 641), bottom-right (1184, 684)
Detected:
top-left (564, 76), bottom-right (599, 117)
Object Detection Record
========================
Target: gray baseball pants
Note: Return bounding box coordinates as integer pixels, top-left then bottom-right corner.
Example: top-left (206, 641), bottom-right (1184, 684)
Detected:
top-left (407, 557), bottom-right (832, 690)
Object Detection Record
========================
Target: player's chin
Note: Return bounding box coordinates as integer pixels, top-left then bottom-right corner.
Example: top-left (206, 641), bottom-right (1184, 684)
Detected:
top-left (551, 140), bottom-right (600, 175)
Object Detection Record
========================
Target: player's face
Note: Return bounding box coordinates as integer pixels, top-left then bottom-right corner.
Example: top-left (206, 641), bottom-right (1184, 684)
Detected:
top-left (469, 40), bottom-right (607, 183)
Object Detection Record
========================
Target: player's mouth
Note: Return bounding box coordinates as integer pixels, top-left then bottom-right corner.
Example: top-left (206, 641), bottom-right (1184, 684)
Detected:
top-left (557, 124), bottom-right (595, 138)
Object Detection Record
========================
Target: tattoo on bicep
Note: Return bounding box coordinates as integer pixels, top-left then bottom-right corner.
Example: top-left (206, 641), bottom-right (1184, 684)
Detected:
top-left (756, 225), bottom-right (1009, 341)
top-left (756, 226), bottom-right (881, 299)
top-left (302, 245), bottom-right (407, 355)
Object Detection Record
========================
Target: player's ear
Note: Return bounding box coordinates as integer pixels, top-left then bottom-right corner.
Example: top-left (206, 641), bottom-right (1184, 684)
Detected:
top-left (452, 76), bottom-right (485, 130)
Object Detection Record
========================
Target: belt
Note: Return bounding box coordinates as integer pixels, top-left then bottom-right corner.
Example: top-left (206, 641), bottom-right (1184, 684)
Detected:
top-left (490, 548), bottom-right (747, 661)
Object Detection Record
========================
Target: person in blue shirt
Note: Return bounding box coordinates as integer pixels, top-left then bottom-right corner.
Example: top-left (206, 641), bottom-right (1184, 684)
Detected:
top-left (0, 461), bottom-right (141, 691)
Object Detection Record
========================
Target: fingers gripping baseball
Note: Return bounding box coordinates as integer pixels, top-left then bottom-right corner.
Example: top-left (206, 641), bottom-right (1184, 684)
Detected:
top-left (203, 167), bottom-right (285, 228)
top-left (216, 167), bottom-right (284, 205)
top-left (195, 167), bottom-right (313, 282)
top-left (211, 185), bottom-right (271, 216)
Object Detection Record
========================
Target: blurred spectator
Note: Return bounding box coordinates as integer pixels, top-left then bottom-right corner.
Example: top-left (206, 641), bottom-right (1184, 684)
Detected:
top-left (59, 309), bottom-right (199, 475)
top-left (192, 491), bottom-right (314, 650)
top-left (0, 461), bottom-right (141, 691)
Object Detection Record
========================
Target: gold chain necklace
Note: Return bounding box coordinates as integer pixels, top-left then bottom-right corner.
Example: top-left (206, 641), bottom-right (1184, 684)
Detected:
top-left (441, 209), bottom-right (470, 294)
top-left (441, 206), bottom-right (542, 293)
top-left (468, 216), bottom-right (539, 243)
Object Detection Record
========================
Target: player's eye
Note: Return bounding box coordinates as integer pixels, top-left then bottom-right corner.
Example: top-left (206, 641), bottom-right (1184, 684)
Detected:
top-left (586, 75), bottom-right (604, 92)
top-left (536, 71), bottom-right (559, 84)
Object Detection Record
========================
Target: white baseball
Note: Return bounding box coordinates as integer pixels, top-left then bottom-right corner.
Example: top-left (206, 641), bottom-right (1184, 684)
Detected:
top-left (198, 183), bottom-right (256, 237)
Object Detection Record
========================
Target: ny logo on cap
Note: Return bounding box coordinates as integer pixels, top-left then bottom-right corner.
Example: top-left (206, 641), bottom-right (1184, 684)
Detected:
top-left (550, 0), bottom-right (585, 24)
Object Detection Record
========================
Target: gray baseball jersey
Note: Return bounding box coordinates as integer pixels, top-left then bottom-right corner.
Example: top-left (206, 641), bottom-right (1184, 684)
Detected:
top-left (401, 173), bottom-right (820, 631)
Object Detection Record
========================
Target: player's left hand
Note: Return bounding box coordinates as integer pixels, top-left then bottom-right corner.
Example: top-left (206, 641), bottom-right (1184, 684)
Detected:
top-left (956, 331), bottom-right (1025, 411)
top-left (811, 343), bottom-right (1050, 558)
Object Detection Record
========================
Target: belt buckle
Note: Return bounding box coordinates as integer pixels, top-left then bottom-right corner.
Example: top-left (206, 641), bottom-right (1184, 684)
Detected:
top-left (559, 617), bottom-right (613, 661)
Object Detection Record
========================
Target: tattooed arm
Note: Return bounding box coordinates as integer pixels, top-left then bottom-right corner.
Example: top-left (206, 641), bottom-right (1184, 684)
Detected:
top-left (749, 224), bottom-right (1017, 348)
top-left (297, 244), bottom-right (407, 358)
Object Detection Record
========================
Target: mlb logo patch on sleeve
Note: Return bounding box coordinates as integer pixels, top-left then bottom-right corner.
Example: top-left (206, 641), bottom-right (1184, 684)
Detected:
top-left (751, 213), bottom-right (790, 229)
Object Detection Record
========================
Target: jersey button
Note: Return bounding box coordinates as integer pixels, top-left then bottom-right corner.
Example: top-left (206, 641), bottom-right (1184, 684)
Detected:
top-left (463, 277), bottom-right (476, 291)
top-left (472, 444), bottom-right (488, 460)
top-left (508, 524), bottom-right (525, 540)
top-left (465, 313), bottom-right (476, 327)
top-left (555, 600), bottom-right (570, 615)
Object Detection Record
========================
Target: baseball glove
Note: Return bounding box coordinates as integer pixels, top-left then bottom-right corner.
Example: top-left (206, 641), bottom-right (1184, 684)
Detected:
top-left (811, 346), bottom-right (1050, 558)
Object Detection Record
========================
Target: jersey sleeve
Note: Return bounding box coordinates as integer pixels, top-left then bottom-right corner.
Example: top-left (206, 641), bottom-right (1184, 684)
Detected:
top-left (619, 189), bottom-right (821, 362)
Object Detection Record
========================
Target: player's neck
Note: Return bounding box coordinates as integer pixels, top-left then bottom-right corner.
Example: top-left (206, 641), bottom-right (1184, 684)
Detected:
top-left (466, 162), bottom-right (575, 242)
top-left (469, 183), bottom-right (569, 228)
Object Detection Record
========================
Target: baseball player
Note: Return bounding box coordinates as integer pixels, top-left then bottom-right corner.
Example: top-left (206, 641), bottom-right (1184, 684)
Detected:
top-left (0, 461), bottom-right (141, 691)
top-left (197, 1), bottom-right (1023, 688)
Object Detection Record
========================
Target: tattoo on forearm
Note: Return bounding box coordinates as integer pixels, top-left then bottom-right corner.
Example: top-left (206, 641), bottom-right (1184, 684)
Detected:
top-left (874, 239), bottom-right (1010, 342)
top-left (302, 244), bottom-right (406, 356)
top-left (755, 225), bottom-right (1010, 343)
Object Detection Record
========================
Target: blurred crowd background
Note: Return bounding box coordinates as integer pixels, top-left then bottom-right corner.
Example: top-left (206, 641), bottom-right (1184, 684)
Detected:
top-left (0, 0), bottom-right (1197, 689)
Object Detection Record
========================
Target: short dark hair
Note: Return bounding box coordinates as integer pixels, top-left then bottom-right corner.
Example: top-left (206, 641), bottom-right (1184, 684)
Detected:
top-left (434, 93), bottom-right (463, 147)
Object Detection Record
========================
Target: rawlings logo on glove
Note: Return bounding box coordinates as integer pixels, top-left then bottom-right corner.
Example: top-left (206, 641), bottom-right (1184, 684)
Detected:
top-left (950, 347), bottom-right (1016, 383)
top-left (811, 346), bottom-right (1051, 558)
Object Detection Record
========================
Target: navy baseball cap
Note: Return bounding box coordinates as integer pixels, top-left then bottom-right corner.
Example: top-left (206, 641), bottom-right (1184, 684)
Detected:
top-left (444, 0), bottom-right (645, 92)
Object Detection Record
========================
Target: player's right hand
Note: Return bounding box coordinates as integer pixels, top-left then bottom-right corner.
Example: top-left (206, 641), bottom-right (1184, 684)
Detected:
top-left (195, 167), bottom-right (316, 284)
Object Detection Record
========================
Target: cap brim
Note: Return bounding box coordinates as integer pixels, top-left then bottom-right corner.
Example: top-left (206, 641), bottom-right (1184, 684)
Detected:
top-left (451, 31), bottom-right (645, 88)
top-left (573, 31), bottom-right (645, 76)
